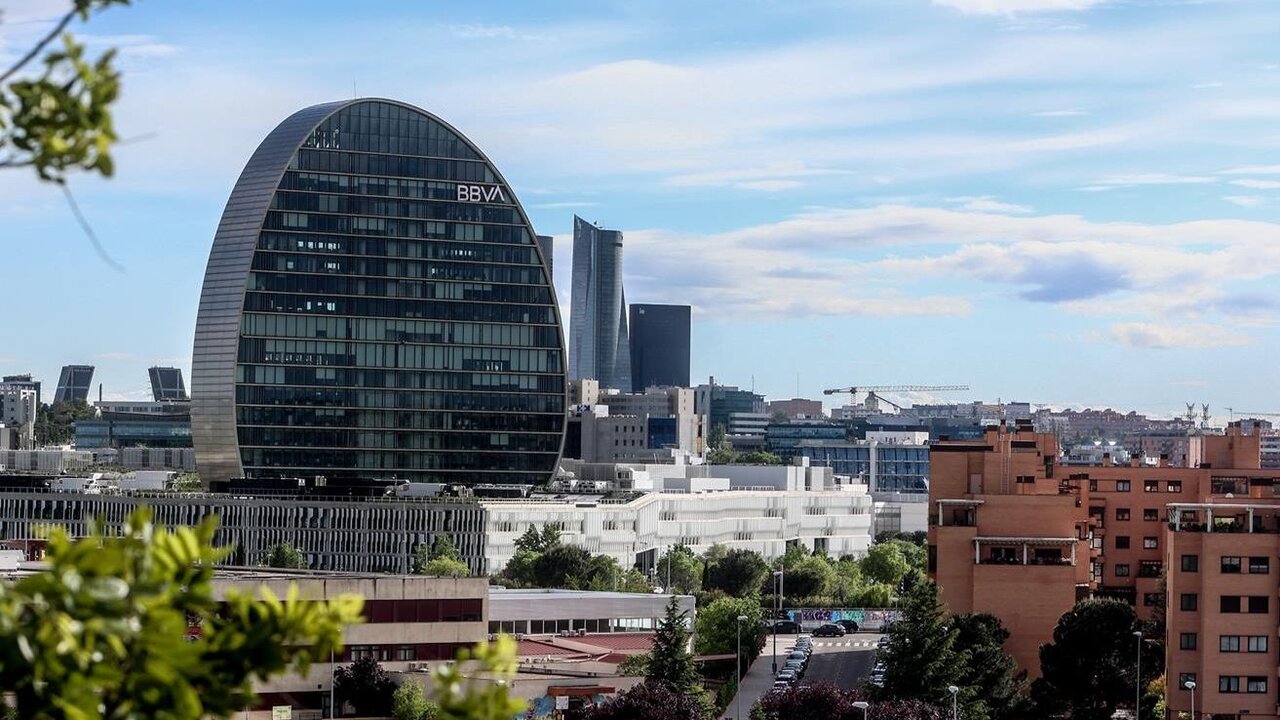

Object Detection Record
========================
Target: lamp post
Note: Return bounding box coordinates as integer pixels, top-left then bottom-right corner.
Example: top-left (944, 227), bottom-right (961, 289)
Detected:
top-left (736, 615), bottom-right (749, 720)
top-left (772, 569), bottom-right (783, 673)
top-left (1184, 679), bottom-right (1196, 720)
top-left (1133, 631), bottom-right (1143, 720)
top-left (948, 685), bottom-right (959, 720)
top-left (852, 700), bottom-right (870, 719)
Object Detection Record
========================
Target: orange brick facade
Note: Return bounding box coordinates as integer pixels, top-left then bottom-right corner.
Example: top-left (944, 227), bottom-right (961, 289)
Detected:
top-left (928, 421), bottom-right (1280, 718)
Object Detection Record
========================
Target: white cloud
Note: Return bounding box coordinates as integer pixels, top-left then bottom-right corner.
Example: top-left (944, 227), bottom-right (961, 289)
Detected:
top-left (1034, 109), bottom-right (1089, 117)
top-left (1093, 173), bottom-right (1216, 186)
top-left (1109, 322), bottom-right (1250, 349)
top-left (932, 0), bottom-right (1106, 14)
top-left (1224, 195), bottom-right (1264, 207)
top-left (1229, 179), bottom-right (1280, 189)
top-left (449, 24), bottom-right (556, 42)
top-left (736, 180), bottom-right (803, 192)
top-left (1192, 81), bottom-right (1224, 89)
top-left (1219, 165), bottom-right (1280, 175)
top-left (947, 195), bottom-right (1034, 214)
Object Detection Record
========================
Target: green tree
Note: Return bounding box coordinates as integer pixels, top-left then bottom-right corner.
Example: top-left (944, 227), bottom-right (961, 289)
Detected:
top-left (335, 656), bottom-right (396, 717)
top-left (515, 524), bottom-right (561, 554)
top-left (952, 613), bottom-right (1032, 720)
top-left (708, 424), bottom-right (726, 451)
top-left (427, 637), bottom-right (528, 720)
top-left (414, 535), bottom-right (468, 575)
top-left (583, 682), bottom-right (708, 720)
top-left (695, 596), bottom-right (764, 671)
top-left (1, 0), bottom-right (129, 183)
top-left (859, 541), bottom-right (913, 586)
top-left (172, 472), bottom-right (202, 491)
top-left (264, 542), bottom-right (307, 569)
top-left (779, 555), bottom-right (834, 600)
top-left (34, 399), bottom-right (96, 446)
top-left (617, 653), bottom-right (650, 677)
top-left (703, 548), bottom-right (767, 598)
top-left (1032, 598), bottom-right (1158, 720)
top-left (657, 545), bottom-right (704, 594)
top-left (392, 679), bottom-right (437, 720)
top-left (647, 597), bottom-right (700, 694)
top-left (499, 548), bottom-right (540, 587)
top-left (876, 574), bottom-right (963, 707)
top-left (420, 557), bottom-right (470, 578)
top-left (0, 508), bottom-right (360, 719)
top-left (534, 543), bottom-right (593, 588)
top-left (430, 534), bottom-right (461, 562)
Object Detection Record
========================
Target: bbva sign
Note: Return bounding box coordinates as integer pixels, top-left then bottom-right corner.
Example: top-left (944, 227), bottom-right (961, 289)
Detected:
top-left (456, 184), bottom-right (507, 203)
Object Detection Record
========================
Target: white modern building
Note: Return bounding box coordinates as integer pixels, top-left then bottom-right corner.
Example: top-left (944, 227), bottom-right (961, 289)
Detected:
top-left (483, 461), bottom-right (874, 572)
top-left (0, 383), bottom-right (37, 450)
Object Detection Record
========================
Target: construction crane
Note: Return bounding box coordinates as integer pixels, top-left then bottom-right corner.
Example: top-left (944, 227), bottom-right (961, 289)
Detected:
top-left (1226, 407), bottom-right (1280, 421)
top-left (822, 385), bottom-right (970, 413)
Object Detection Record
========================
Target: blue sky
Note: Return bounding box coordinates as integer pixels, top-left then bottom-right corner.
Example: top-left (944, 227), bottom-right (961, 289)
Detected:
top-left (2, 0), bottom-right (1279, 418)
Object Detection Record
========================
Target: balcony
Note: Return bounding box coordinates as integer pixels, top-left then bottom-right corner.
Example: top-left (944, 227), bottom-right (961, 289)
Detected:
top-left (1168, 503), bottom-right (1280, 534)
top-left (972, 536), bottom-right (1078, 566)
top-left (934, 499), bottom-right (982, 528)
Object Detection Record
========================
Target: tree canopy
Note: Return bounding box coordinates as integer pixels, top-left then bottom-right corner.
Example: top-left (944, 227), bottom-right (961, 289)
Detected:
top-left (874, 574), bottom-right (963, 707)
top-left (335, 656), bottom-right (395, 717)
top-left (583, 682), bottom-right (709, 720)
top-left (657, 545), bottom-right (703, 594)
top-left (0, 508), bottom-right (360, 719)
top-left (265, 542), bottom-right (307, 569)
top-left (703, 547), bottom-right (768, 598)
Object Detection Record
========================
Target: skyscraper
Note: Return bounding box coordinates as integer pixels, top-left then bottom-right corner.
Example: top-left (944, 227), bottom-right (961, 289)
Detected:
top-left (148, 366), bottom-right (188, 401)
top-left (53, 365), bottom-right (94, 404)
top-left (568, 215), bottom-right (630, 390)
top-left (191, 99), bottom-right (566, 485)
top-left (628, 304), bottom-right (691, 391)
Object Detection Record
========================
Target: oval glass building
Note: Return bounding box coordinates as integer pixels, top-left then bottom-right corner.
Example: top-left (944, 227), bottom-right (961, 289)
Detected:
top-left (191, 99), bottom-right (566, 485)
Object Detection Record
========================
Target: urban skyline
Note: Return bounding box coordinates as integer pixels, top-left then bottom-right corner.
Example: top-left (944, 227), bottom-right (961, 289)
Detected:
top-left (3, 0), bottom-right (1280, 417)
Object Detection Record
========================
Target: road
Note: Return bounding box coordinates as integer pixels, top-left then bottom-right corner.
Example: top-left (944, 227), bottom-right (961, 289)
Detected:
top-left (799, 634), bottom-right (881, 689)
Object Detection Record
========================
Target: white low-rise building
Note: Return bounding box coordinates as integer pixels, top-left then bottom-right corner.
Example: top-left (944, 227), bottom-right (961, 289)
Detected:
top-left (483, 461), bottom-right (874, 572)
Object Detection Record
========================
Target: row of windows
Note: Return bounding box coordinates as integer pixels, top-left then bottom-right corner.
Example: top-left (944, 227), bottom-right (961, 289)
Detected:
top-left (236, 407), bottom-right (563, 433)
top-left (1178, 554), bottom-right (1270, 574)
top-left (1093, 480), bottom-right (1183, 493)
top-left (1111, 536), bottom-right (1159, 550)
top-left (264, 209), bottom-right (529, 244)
top-left (241, 313), bottom-right (558, 348)
top-left (238, 338), bottom-right (561, 374)
top-left (243, 292), bottom-right (557, 325)
top-left (1177, 594), bottom-right (1271, 613)
top-left (309, 102), bottom-right (484, 160)
top-left (241, 447), bottom-right (557, 472)
top-left (252, 251), bottom-right (549, 285)
top-left (271, 190), bottom-right (518, 225)
top-left (247, 271), bottom-right (553, 305)
top-left (360, 598), bottom-right (484, 623)
top-left (236, 365), bottom-right (561, 393)
top-left (283, 171), bottom-right (493, 203)
top-left (237, 427), bottom-right (560, 452)
top-left (259, 232), bottom-right (545, 266)
top-left (1112, 508), bottom-right (1163, 521)
top-left (235, 385), bottom-right (565, 414)
top-left (292, 148), bottom-right (496, 184)
top-left (1111, 561), bottom-right (1161, 578)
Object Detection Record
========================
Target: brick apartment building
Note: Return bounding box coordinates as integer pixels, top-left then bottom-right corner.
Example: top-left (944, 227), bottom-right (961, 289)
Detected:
top-left (929, 420), bottom-right (1280, 718)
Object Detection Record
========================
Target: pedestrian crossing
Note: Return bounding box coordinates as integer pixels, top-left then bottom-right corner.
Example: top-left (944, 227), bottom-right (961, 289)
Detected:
top-left (811, 639), bottom-right (878, 648)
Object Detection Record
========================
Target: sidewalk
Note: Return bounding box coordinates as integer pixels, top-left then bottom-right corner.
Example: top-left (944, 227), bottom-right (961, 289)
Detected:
top-left (719, 645), bottom-right (784, 720)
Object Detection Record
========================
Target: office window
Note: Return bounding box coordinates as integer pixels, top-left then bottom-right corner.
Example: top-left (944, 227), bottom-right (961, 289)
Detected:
top-left (1143, 537), bottom-right (1158, 549)
top-left (1181, 554), bottom-right (1199, 572)
top-left (396, 646), bottom-right (415, 661)
top-left (1167, 481), bottom-right (1182, 492)
top-left (1248, 556), bottom-right (1269, 574)
top-left (1221, 596), bottom-right (1242, 613)
top-left (1115, 536), bottom-right (1131, 549)
top-left (1248, 636), bottom-right (1268, 653)
top-left (1116, 508), bottom-right (1131, 521)
top-left (1247, 677), bottom-right (1268, 693)
top-left (1248, 596), bottom-right (1269, 613)
top-left (1180, 633), bottom-right (1197, 650)
top-left (1180, 593), bottom-right (1198, 611)
top-left (1220, 676), bottom-right (1240, 693)
top-left (1117, 480), bottom-right (1131, 492)
top-left (1221, 635), bottom-right (1241, 652)
top-left (1143, 508), bottom-right (1159, 521)
top-left (1144, 480), bottom-right (1159, 492)
top-left (1221, 556), bottom-right (1242, 574)
top-left (1115, 564), bottom-right (1130, 577)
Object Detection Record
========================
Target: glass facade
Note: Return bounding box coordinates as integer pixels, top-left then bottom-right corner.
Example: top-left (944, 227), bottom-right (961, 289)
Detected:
top-left (192, 100), bottom-right (566, 485)
top-left (628, 304), bottom-right (691, 391)
top-left (53, 365), bottom-right (94, 404)
top-left (568, 215), bottom-right (630, 390)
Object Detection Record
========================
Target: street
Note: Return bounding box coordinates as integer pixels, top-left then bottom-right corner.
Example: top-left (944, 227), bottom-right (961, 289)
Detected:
top-left (799, 635), bottom-right (880, 689)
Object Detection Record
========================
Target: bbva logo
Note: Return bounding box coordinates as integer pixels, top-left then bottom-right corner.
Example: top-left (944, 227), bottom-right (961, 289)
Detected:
top-left (456, 184), bottom-right (507, 203)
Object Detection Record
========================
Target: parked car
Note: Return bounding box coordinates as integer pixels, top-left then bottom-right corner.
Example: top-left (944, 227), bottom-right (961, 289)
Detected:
top-left (771, 620), bottom-right (803, 634)
top-left (813, 623), bottom-right (846, 637)
top-left (837, 619), bottom-right (860, 634)
top-left (786, 651), bottom-right (808, 664)
top-left (777, 670), bottom-right (796, 683)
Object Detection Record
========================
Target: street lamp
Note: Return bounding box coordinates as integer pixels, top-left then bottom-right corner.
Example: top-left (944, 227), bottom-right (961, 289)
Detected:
top-left (852, 700), bottom-right (870, 719)
top-left (1133, 631), bottom-right (1143, 719)
top-left (947, 685), bottom-right (959, 720)
top-left (736, 615), bottom-right (749, 720)
top-left (772, 569), bottom-right (784, 673)
top-left (1184, 679), bottom-right (1196, 720)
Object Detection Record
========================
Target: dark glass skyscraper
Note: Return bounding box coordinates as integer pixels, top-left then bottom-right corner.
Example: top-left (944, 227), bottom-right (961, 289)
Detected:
top-left (568, 216), bottom-right (630, 390)
top-left (191, 99), bottom-right (566, 485)
top-left (628, 304), bottom-right (691, 391)
top-left (53, 365), bottom-right (94, 404)
top-left (148, 366), bottom-right (188, 401)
